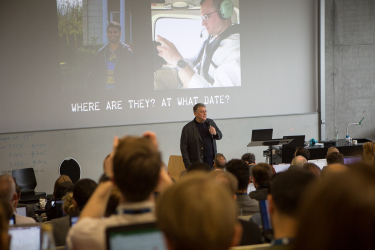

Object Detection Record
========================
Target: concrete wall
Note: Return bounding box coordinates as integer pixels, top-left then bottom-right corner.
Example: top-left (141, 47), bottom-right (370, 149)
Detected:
top-left (325, 0), bottom-right (375, 140)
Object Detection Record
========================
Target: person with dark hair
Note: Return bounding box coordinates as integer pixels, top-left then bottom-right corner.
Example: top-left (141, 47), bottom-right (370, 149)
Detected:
top-left (86, 21), bottom-right (135, 91)
top-left (0, 175), bottom-right (35, 224)
top-left (46, 181), bottom-right (74, 221)
top-left (241, 153), bottom-right (256, 165)
top-left (0, 199), bottom-right (12, 250)
top-left (51, 179), bottom-right (97, 247)
top-left (362, 141), bottom-right (375, 165)
top-left (213, 153), bottom-right (226, 170)
top-left (187, 162), bottom-right (212, 172)
top-left (293, 163), bottom-right (375, 250)
top-left (226, 159), bottom-right (259, 216)
top-left (180, 103), bottom-right (222, 169)
top-left (157, 173), bottom-right (243, 250)
top-left (66, 132), bottom-right (172, 250)
top-left (249, 163), bottom-right (272, 201)
top-left (326, 146), bottom-right (339, 156)
top-left (267, 169), bottom-right (316, 248)
top-left (295, 147), bottom-right (310, 160)
top-left (326, 152), bottom-right (344, 165)
top-left (52, 175), bottom-right (72, 198)
top-left (156, 0), bottom-right (240, 89)
top-left (302, 163), bottom-right (321, 177)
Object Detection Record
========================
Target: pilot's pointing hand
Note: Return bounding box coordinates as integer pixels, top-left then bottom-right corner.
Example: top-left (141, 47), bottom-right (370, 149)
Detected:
top-left (156, 35), bottom-right (184, 66)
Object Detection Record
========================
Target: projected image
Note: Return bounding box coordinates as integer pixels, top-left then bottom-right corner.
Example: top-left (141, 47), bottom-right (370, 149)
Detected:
top-left (152, 0), bottom-right (241, 90)
top-left (57, 0), bottom-right (134, 92)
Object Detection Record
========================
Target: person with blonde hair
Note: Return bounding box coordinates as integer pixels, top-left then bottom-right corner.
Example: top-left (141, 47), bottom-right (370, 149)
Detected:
top-left (156, 172), bottom-right (242, 250)
top-left (363, 141), bottom-right (375, 165)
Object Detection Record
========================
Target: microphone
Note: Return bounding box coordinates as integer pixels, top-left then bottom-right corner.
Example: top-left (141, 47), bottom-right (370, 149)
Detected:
top-left (207, 121), bottom-right (214, 138)
top-left (200, 28), bottom-right (206, 38)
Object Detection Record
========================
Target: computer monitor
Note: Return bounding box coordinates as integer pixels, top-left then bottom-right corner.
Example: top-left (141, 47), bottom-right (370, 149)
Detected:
top-left (9, 224), bottom-right (41, 250)
top-left (106, 222), bottom-right (167, 250)
top-left (251, 129), bottom-right (273, 141)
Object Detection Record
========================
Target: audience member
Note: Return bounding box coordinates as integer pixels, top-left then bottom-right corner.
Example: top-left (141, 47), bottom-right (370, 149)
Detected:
top-left (321, 163), bottom-right (347, 178)
top-left (250, 163), bottom-right (273, 201)
top-left (46, 181), bottom-right (74, 220)
top-left (226, 159), bottom-right (259, 216)
top-left (52, 175), bottom-right (72, 198)
top-left (267, 170), bottom-right (316, 248)
top-left (0, 199), bottom-right (11, 250)
top-left (293, 163), bottom-right (375, 250)
top-left (290, 155), bottom-right (307, 167)
top-left (13, 178), bottom-right (36, 219)
top-left (0, 175), bottom-right (35, 224)
top-left (295, 147), bottom-right (310, 160)
top-left (326, 152), bottom-right (344, 165)
top-left (51, 178), bottom-right (97, 246)
top-left (156, 173), bottom-right (242, 250)
top-left (209, 171), bottom-right (262, 246)
top-left (241, 153), bottom-right (256, 177)
top-left (326, 146), bottom-right (339, 156)
top-left (363, 141), bottom-right (375, 165)
top-left (66, 132), bottom-right (172, 250)
top-left (187, 162), bottom-right (212, 172)
top-left (213, 153), bottom-right (227, 170)
top-left (302, 163), bottom-right (321, 177)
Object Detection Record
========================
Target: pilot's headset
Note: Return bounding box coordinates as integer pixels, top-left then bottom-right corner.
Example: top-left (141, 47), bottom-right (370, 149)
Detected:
top-left (218, 0), bottom-right (234, 20)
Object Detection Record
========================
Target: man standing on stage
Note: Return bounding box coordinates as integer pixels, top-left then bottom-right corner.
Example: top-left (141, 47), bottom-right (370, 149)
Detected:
top-left (180, 103), bottom-right (222, 169)
top-left (86, 22), bottom-right (135, 91)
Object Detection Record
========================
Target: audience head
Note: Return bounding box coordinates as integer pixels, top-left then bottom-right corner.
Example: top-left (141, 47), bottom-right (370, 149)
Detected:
top-left (187, 162), bottom-right (212, 172)
top-left (302, 163), bottom-right (321, 177)
top-left (327, 146), bottom-right (339, 156)
top-left (295, 147), bottom-right (310, 160)
top-left (241, 153), bottom-right (256, 165)
top-left (0, 175), bottom-right (17, 208)
top-left (251, 163), bottom-right (273, 188)
top-left (269, 169), bottom-right (316, 219)
top-left (321, 163), bottom-right (347, 178)
top-left (291, 155), bottom-right (307, 167)
top-left (73, 178), bottom-right (98, 211)
top-left (213, 153), bottom-right (226, 170)
top-left (113, 136), bottom-right (162, 202)
top-left (53, 175), bottom-right (72, 198)
top-left (208, 171), bottom-right (238, 197)
top-left (226, 159), bottom-right (250, 192)
top-left (363, 141), bottom-right (375, 165)
top-left (326, 152), bottom-right (344, 165)
top-left (0, 199), bottom-right (11, 250)
top-left (156, 172), bottom-right (241, 250)
top-left (293, 163), bottom-right (375, 250)
top-left (62, 192), bottom-right (77, 215)
top-left (54, 181), bottom-right (74, 199)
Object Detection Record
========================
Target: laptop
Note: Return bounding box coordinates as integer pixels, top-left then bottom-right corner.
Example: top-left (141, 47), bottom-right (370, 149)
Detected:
top-left (282, 135), bottom-right (305, 149)
top-left (106, 222), bottom-right (167, 250)
top-left (259, 200), bottom-right (273, 241)
top-left (15, 206), bottom-right (27, 217)
top-left (9, 224), bottom-right (41, 250)
top-left (251, 129), bottom-right (273, 141)
top-left (344, 156), bottom-right (362, 165)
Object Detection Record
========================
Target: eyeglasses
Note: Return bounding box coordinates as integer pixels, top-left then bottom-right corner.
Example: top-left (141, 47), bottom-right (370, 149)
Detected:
top-left (201, 10), bottom-right (218, 21)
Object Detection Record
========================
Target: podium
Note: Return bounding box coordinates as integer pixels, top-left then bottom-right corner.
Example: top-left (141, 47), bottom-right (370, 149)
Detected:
top-left (247, 139), bottom-right (293, 165)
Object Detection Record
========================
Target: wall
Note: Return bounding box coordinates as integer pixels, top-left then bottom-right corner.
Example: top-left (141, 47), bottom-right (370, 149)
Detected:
top-left (325, 0), bottom-right (375, 140)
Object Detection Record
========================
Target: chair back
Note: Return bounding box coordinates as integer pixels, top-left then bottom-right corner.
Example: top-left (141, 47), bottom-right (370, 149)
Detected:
top-left (59, 158), bottom-right (81, 183)
top-left (167, 155), bottom-right (185, 181)
top-left (12, 168), bottom-right (37, 191)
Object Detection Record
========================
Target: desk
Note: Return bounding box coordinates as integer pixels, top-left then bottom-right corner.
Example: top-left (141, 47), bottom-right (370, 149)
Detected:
top-left (280, 138), bottom-right (373, 164)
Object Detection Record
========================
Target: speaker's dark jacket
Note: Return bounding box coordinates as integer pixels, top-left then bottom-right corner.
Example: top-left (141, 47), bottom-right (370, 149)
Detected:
top-left (180, 118), bottom-right (222, 169)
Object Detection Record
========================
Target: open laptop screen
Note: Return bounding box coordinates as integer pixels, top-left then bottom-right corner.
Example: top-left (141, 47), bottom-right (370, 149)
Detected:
top-left (9, 224), bottom-right (41, 250)
top-left (106, 222), bottom-right (167, 250)
top-left (15, 206), bottom-right (27, 217)
top-left (252, 129), bottom-right (273, 141)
